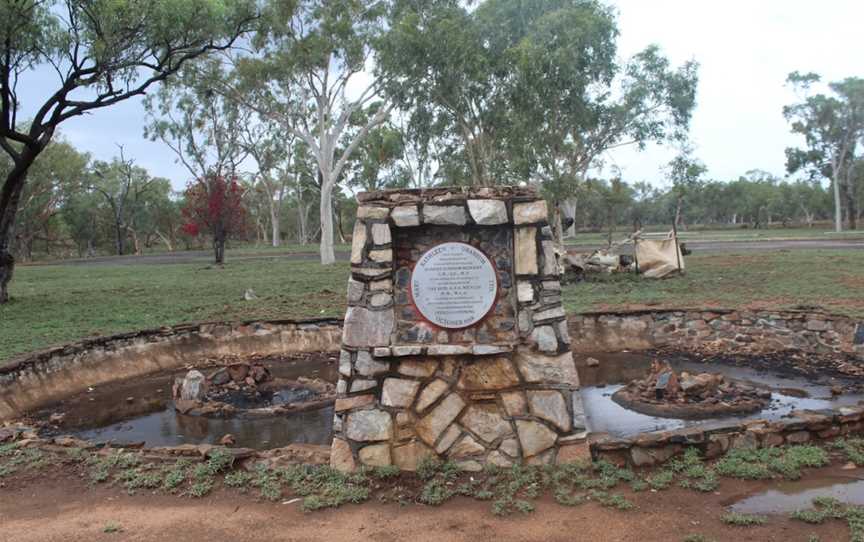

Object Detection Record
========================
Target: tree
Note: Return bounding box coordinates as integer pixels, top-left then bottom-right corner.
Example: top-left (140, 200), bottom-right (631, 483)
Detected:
top-left (181, 173), bottom-right (247, 264)
top-left (226, 0), bottom-right (392, 265)
top-left (0, 0), bottom-right (257, 303)
top-left (666, 147), bottom-right (706, 229)
top-left (784, 72), bottom-right (864, 231)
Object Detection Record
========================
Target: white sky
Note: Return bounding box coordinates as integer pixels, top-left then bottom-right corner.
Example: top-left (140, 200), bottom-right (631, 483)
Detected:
top-left (16, 0), bottom-right (864, 191)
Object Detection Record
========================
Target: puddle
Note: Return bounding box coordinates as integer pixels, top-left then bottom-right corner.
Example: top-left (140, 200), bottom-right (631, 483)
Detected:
top-left (34, 354), bottom-right (338, 450)
top-left (730, 476), bottom-right (864, 514)
top-left (575, 352), bottom-right (864, 438)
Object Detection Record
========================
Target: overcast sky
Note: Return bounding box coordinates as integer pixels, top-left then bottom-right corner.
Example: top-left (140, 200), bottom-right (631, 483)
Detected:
top-left (19, 0), bottom-right (864, 191)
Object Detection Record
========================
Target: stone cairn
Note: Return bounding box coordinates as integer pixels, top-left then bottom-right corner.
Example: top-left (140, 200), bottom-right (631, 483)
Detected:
top-left (331, 186), bottom-right (586, 472)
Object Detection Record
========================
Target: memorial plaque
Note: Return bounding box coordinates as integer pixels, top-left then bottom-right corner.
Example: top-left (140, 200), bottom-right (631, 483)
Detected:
top-left (411, 242), bottom-right (498, 328)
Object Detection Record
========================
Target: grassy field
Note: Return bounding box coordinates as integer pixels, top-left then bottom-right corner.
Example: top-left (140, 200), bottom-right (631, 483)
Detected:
top-left (565, 226), bottom-right (864, 245)
top-left (1, 249), bottom-right (862, 362)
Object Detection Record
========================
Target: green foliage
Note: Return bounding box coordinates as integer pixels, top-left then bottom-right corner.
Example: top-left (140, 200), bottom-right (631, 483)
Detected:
top-left (831, 438), bottom-right (864, 466)
top-left (715, 445), bottom-right (828, 481)
top-left (720, 512), bottom-right (768, 526)
top-left (102, 522), bottom-right (123, 534)
top-left (790, 498), bottom-right (864, 541)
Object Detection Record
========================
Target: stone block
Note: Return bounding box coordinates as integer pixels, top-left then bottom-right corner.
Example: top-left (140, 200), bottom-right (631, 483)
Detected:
top-left (427, 345), bottom-right (471, 356)
top-left (423, 205), bottom-right (467, 225)
top-left (392, 346), bottom-right (424, 357)
top-left (527, 390), bottom-right (571, 432)
top-left (515, 420), bottom-right (557, 457)
top-left (499, 437), bottom-right (520, 457)
top-left (391, 205), bottom-right (420, 227)
top-left (330, 437), bottom-right (356, 472)
top-left (473, 345), bottom-right (512, 355)
top-left (382, 378), bottom-right (421, 408)
top-left (457, 357), bottom-right (520, 390)
top-left (501, 391), bottom-right (527, 417)
top-left (531, 325), bottom-right (558, 352)
top-left (461, 404), bottom-right (512, 443)
top-left (343, 306), bottom-right (394, 347)
top-left (517, 281), bottom-right (534, 303)
top-left (357, 206), bottom-right (391, 220)
top-left (515, 227), bottom-right (538, 275)
top-left (556, 442), bottom-right (590, 465)
top-left (373, 347), bottom-right (391, 357)
top-left (370, 280), bottom-right (391, 291)
top-left (335, 394), bottom-right (375, 412)
top-left (358, 443), bottom-right (391, 467)
top-left (467, 199), bottom-right (508, 225)
top-left (416, 393), bottom-right (466, 446)
top-left (540, 241), bottom-right (558, 276)
top-left (392, 441), bottom-right (432, 471)
top-left (371, 223), bottom-right (392, 245)
top-left (455, 460), bottom-right (483, 472)
top-left (349, 379), bottom-right (376, 393)
top-left (370, 293), bottom-right (392, 307)
top-left (369, 249), bottom-right (393, 263)
top-left (350, 221), bottom-right (366, 264)
top-left (513, 200), bottom-right (548, 224)
top-left (338, 350), bottom-right (352, 377)
top-left (416, 379), bottom-right (450, 412)
top-left (397, 359), bottom-right (438, 378)
top-left (435, 424), bottom-right (462, 454)
top-left (345, 410), bottom-right (393, 442)
top-left (450, 434), bottom-right (486, 458)
top-left (533, 306), bottom-right (566, 322)
top-left (487, 450), bottom-right (513, 467)
top-left (515, 350), bottom-right (579, 386)
top-left (347, 279), bottom-right (364, 303)
top-left (355, 350), bottom-right (389, 376)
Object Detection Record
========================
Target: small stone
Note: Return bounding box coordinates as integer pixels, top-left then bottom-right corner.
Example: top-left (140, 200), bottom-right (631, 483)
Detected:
top-left (472, 345), bottom-right (512, 355)
top-left (513, 200), bottom-right (548, 224)
top-left (355, 350), bottom-right (389, 376)
top-left (435, 424), bottom-right (462, 454)
top-left (357, 206), bottom-right (390, 220)
top-left (342, 306), bottom-right (394, 348)
top-left (515, 420), bottom-right (557, 457)
top-left (349, 379), bottom-right (377, 393)
top-left (416, 393), bottom-right (466, 446)
top-left (219, 434), bottom-right (235, 446)
top-left (586, 357), bottom-right (600, 367)
top-left (415, 379), bottom-right (450, 412)
top-left (339, 350), bottom-right (352, 377)
top-left (345, 410), bottom-right (393, 442)
top-left (391, 346), bottom-right (424, 357)
top-left (382, 378), bottom-right (421, 408)
top-left (527, 390), bottom-right (571, 432)
top-left (499, 437), bottom-right (520, 457)
top-left (557, 443), bottom-right (589, 464)
top-left (350, 221), bottom-right (366, 264)
top-left (373, 347), bottom-right (391, 357)
top-left (427, 345), bottom-right (471, 356)
top-left (461, 404), bottom-right (512, 443)
top-left (398, 359), bottom-right (438, 378)
top-left (531, 325), bottom-right (558, 352)
top-left (391, 205), bottom-right (420, 227)
top-left (347, 279), bottom-right (365, 303)
top-left (488, 451), bottom-right (513, 467)
top-left (533, 306), bottom-right (566, 322)
top-left (369, 249), bottom-right (393, 263)
top-left (541, 240), bottom-right (558, 276)
top-left (423, 205), bottom-right (467, 225)
top-left (330, 438), bottom-right (356, 472)
top-left (449, 434), bottom-right (486, 458)
top-left (359, 443), bottom-right (392, 467)
top-left (370, 292), bottom-right (392, 307)
top-left (369, 280), bottom-right (391, 291)
top-left (336, 379), bottom-right (348, 395)
top-left (392, 441), bottom-right (432, 471)
top-left (467, 199), bottom-right (508, 225)
top-left (515, 227), bottom-right (538, 275)
top-left (517, 281), bottom-right (534, 303)
top-left (457, 357), bottom-right (520, 390)
top-left (515, 350), bottom-right (579, 385)
top-left (501, 391), bottom-right (527, 417)
top-left (335, 394), bottom-right (376, 412)
top-left (371, 223), bottom-right (392, 245)
top-left (518, 310), bottom-right (534, 336)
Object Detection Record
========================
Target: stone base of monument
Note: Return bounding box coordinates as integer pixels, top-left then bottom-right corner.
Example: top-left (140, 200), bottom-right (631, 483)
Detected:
top-left (331, 186), bottom-right (586, 472)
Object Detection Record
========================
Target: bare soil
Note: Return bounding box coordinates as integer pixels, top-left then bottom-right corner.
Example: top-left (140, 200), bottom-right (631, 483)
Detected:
top-left (0, 464), bottom-right (854, 542)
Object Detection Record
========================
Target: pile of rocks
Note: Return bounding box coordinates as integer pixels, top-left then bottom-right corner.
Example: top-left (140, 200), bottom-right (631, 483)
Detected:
top-left (172, 363), bottom-right (335, 418)
top-left (611, 360), bottom-right (771, 419)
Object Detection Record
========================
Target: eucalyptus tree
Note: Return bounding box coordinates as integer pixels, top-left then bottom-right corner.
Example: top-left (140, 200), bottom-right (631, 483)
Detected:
top-left (665, 147), bottom-right (706, 229)
top-left (0, 0), bottom-right (257, 303)
top-left (784, 72), bottom-right (864, 231)
top-left (227, 0), bottom-right (393, 264)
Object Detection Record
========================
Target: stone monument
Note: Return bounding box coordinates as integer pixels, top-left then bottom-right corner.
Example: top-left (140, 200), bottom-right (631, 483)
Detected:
top-left (331, 186), bottom-right (585, 471)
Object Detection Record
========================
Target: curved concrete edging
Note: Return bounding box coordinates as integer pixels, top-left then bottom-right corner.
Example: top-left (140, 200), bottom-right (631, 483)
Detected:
top-left (1, 307), bottom-right (861, 425)
top-left (0, 318), bottom-right (342, 420)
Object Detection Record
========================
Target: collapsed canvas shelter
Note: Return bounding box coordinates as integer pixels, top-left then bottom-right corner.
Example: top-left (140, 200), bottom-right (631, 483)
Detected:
top-left (562, 230), bottom-right (684, 279)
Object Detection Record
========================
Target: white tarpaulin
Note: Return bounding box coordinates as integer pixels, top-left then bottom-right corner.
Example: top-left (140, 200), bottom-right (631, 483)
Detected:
top-left (635, 237), bottom-right (684, 278)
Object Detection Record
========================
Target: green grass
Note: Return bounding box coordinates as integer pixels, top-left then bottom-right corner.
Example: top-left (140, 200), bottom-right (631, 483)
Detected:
top-left (720, 512), bottom-right (768, 526)
top-left (565, 225), bottom-right (863, 245)
top-left (2, 248), bottom-right (863, 362)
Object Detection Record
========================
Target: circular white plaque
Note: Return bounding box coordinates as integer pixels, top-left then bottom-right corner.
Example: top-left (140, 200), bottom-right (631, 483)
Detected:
top-left (411, 242), bottom-right (498, 329)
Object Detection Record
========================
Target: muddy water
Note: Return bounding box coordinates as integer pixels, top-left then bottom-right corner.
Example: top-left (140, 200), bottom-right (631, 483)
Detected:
top-left (35, 355), bottom-right (338, 450)
top-left (730, 475), bottom-right (864, 514)
top-left (575, 352), bottom-right (864, 438)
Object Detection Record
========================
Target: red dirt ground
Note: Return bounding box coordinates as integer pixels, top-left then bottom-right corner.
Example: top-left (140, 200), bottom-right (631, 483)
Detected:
top-left (0, 464), bottom-right (853, 542)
